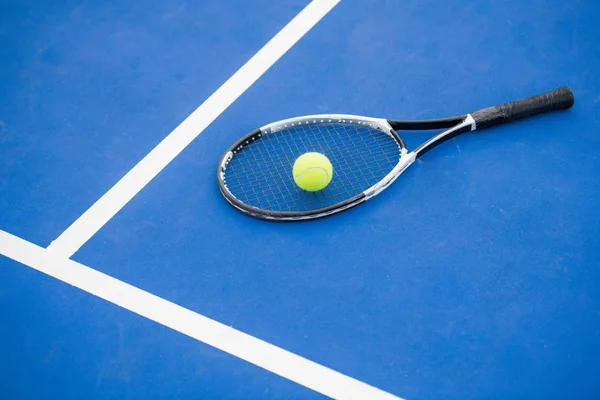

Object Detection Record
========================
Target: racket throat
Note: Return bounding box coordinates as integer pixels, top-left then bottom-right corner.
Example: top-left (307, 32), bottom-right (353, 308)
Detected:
top-left (364, 151), bottom-right (416, 198)
top-left (414, 114), bottom-right (476, 158)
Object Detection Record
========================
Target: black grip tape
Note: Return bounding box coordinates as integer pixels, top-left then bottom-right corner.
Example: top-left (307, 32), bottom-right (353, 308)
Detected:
top-left (471, 86), bottom-right (574, 130)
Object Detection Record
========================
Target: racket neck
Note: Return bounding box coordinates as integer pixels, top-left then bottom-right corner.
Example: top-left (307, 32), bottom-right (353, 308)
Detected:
top-left (414, 114), bottom-right (476, 158)
top-left (388, 116), bottom-right (465, 131)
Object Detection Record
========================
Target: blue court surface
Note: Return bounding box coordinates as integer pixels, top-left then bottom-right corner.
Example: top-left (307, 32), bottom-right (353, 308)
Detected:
top-left (1, 0), bottom-right (599, 399)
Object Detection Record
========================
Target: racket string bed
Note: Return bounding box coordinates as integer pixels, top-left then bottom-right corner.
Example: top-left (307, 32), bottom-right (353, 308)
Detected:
top-left (223, 120), bottom-right (403, 212)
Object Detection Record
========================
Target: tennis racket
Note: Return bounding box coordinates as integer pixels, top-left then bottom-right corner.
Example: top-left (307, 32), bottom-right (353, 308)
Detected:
top-left (217, 86), bottom-right (574, 221)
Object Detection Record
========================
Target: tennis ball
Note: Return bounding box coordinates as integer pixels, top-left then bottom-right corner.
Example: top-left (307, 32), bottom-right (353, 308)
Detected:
top-left (293, 152), bottom-right (333, 191)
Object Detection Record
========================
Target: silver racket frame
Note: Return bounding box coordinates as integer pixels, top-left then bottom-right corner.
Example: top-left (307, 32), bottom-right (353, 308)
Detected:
top-left (219, 86), bottom-right (575, 221)
top-left (217, 113), bottom-right (461, 221)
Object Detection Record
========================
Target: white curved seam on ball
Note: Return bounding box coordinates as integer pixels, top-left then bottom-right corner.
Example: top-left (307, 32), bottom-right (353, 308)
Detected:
top-left (294, 167), bottom-right (331, 181)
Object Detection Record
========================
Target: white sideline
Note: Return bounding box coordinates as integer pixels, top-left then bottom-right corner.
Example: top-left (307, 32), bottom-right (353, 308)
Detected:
top-left (0, 229), bottom-right (403, 400)
top-left (47, 0), bottom-right (341, 258)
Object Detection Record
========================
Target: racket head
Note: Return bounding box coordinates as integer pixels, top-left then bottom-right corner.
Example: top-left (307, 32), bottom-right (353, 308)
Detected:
top-left (217, 114), bottom-right (412, 221)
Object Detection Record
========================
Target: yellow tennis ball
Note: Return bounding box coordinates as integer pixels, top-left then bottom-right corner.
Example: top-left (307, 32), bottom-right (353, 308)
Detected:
top-left (293, 152), bottom-right (333, 191)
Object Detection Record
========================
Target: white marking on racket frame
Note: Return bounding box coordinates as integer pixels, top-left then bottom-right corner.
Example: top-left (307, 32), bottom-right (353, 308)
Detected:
top-left (262, 114), bottom-right (393, 135)
top-left (364, 149), bottom-right (416, 198)
top-left (466, 114), bottom-right (476, 131)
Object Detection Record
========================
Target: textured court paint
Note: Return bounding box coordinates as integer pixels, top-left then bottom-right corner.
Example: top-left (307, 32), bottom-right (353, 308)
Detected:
top-left (46, 0), bottom-right (341, 259)
top-left (74, 0), bottom-right (600, 398)
top-left (0, 229), bottom-right (402, 400)
top-left (3, 0), bottom-right (600, 399)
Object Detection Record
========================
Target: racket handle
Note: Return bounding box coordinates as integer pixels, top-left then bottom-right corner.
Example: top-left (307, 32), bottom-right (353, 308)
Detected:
top-left (471, 86), bottom-right (574, 130)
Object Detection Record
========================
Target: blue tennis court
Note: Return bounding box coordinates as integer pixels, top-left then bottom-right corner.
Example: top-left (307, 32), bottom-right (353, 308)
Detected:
top-left (1, 1), bottom-right (599, 398)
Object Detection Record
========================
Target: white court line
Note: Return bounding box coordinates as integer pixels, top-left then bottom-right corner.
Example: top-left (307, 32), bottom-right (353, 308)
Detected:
top-left (48, 0), bottom-right (341, 258)
top-left (0, 229), bottom-right (403, 400)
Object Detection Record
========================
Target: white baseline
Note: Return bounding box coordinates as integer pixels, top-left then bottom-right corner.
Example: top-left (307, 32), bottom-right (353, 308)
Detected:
top-left (0, 230), bottom-right (403, 400)
top-left (48, 0), bottom-right (342, 258)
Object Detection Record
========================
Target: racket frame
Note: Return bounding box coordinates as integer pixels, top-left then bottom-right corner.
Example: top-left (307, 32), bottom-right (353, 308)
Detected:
top-left (217, 86), bottom-right (574, 221)
top-left (217, 114), bottom-right (472, 221)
